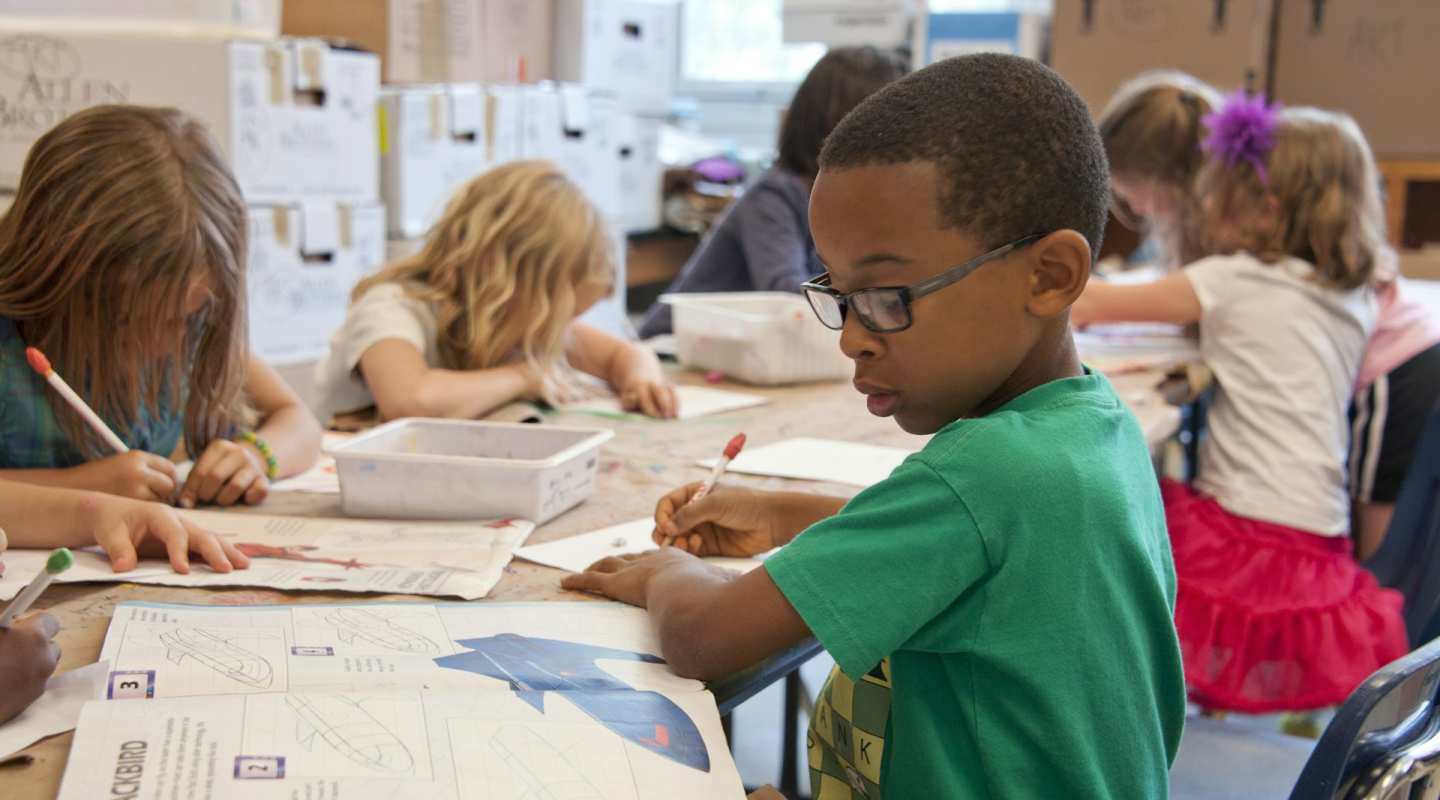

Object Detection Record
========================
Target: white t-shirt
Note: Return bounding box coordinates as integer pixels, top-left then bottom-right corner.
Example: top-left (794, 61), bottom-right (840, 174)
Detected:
top-left (1185, 253), bottom-right (1376, 535)
top-left (313, 282), bottom-right (441, 422)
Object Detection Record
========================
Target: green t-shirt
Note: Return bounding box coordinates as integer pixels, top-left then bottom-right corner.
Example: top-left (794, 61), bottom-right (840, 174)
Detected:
top-left (765, 370), bottom-right (1185, 798)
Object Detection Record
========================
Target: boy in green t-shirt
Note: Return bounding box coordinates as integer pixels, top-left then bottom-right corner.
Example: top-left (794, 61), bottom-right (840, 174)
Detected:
top-left (563, 53), bottom-right (1185, 798)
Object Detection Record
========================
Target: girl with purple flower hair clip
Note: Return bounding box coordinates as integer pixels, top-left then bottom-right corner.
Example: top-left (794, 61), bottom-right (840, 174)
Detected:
top-left (1074, 97), bottom-right (1408, 715)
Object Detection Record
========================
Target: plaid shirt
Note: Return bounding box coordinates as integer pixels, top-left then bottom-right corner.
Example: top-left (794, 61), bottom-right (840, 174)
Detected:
top-left (0, 316), bottom-right (184, 468)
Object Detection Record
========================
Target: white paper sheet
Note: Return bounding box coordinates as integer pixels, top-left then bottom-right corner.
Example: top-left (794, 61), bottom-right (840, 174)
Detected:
top-left (515, 518), bottom-right (768, 574)
top-left (1074, 321), bottom-right (1200, 372)
top-left (0, 660), bottom-right (108, 760)
top-left (699, 437), bottom-right (917, 487)
top-left (562, 385), bottom-right (769, 420)
top-left (57, 601), bottom-right (745, 799)
top-left (267, 456), bottom-right (340, 493)
top-left (0, 511), bottom-right (535, 601)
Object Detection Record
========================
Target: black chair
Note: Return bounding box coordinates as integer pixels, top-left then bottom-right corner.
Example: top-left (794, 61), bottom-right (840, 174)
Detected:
top-left (1365, 401), bottom-right (1440, 647)
top-left (1286, 635), bottom-right (1440, 798)
top-left (1171, 636), bottom-right (1440, 799)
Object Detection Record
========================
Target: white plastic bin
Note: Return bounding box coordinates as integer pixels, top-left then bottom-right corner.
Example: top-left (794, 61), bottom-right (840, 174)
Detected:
top-left (329, 419), bottom-right (614, 523)
top-left (661, 293), bottom-right (851, 385)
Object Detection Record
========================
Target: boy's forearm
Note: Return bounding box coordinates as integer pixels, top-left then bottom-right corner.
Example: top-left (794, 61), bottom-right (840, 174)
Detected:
top-left (645, 561), bottom-right (742, 680)
top-left (645, 560), bottom-right (812, 681)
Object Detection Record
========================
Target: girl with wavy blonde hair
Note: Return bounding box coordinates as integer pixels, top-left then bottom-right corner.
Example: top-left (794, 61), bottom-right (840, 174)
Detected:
top-left (316, 161), bottom-right (675, 422)
top-left (0, 104), bottom-right (321, 510)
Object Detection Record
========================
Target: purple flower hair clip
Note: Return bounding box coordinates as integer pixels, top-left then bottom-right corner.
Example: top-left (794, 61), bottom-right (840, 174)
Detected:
top-left (1201, 91), bottom-right (1282, 183)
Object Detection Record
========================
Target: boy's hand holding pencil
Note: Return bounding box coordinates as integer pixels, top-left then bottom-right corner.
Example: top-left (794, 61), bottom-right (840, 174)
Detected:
top-left (652, 483), bottom-right (782, 557)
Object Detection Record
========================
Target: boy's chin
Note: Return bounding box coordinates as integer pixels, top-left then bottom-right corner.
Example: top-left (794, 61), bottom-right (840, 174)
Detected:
top-left (893, 408), bottom-right (948, 436)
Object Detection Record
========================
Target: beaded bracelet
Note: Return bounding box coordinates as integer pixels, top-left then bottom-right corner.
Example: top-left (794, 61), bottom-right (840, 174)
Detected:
top-left (235, 431), bottom-right (279, 480)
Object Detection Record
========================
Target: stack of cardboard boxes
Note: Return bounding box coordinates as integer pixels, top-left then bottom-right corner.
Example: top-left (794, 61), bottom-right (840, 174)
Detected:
top-left (1049, 0), bottom-right (1440, 279)
top-left (284, 0), bottom-right (677, 335)
top-left (0, 1), bottom-right (384, 365)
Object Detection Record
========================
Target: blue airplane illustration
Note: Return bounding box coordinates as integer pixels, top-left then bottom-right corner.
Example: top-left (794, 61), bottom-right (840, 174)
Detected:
top-left (433, 633), bottom-right (710, 772)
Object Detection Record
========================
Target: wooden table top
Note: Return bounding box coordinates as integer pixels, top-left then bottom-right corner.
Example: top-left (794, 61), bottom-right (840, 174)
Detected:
top-left (0, 368), bottom-right (1179, 797)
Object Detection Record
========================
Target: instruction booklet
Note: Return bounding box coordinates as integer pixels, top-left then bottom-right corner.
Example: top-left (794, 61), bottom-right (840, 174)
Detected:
top-left (58, 600), bottom-right (745, 799)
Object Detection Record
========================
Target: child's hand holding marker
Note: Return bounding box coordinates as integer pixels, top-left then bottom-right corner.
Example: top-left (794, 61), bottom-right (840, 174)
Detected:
top-left (652, 483), bottom-right (780, 557)
top-left (0, 544), bottom-right (65, 724)
top-left (658, 434), bottom-right (746, 548)
top-left (178, 439), bottom-right (270, 509)
top-left (0, 610), bottom-right (59, 724)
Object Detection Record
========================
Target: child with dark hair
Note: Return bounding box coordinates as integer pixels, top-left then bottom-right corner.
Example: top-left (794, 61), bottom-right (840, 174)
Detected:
top-left (568, 54), bottom-right (1184, 797)
top-left (638, 46), bottom-right (907, 338)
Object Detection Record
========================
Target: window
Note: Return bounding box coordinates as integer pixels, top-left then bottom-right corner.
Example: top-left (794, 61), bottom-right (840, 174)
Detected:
top-left (678, 0), bottom-right (827, 99)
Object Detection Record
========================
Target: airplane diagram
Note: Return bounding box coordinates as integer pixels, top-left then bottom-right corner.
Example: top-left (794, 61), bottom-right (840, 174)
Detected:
top-left (323, 608), bottom-right (441, 654)
top-left (434, 634), bottom-right (710, 772)
top-left (158, 628), bottom-right (275, 689)
top-left (490, 725), bottom-right (607, 800)
top-left (286, 695), bottom-right (416, 774)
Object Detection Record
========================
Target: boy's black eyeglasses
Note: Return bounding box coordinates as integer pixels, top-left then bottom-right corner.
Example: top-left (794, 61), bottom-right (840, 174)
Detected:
top-left (800, 234), bottom-right (1043, 333)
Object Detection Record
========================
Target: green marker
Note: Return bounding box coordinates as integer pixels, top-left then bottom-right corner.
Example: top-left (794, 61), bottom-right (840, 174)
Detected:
top-left (0, 548), bottom-right (74, 629)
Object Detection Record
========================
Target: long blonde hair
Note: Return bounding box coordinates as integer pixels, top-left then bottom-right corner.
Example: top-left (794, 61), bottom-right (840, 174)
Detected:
top-left (1099, 71), bottom-right (1222, 265)
top-left (0, 105), bottom-right (249, 457)
top-left (1197, 106), bottom-right (1388, 290)
top-left (354, 161), bottom-right (613, 376)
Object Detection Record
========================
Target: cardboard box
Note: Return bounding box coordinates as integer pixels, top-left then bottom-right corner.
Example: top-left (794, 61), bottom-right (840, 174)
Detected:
top-left (781, 0), bottom-right (909, 46)
top-left (519, 83), bottom-right (565, 163)
top-left (1399, 248), bottom-right (1440, 283)
top-left (486, 85), bottom-right (524, 165)
top-left (381, 84), bottom-right (490, 238)
top-left (248, 202), bottom-right (386, 364)
top-left (1050, 0), bottom-right (1274, 116)
top-left (0, 31), bottom-right (379, 204)
top-left (914, 11), bottom-right (1046, 66)
top-left (616, 113), bottom-right (663, 232)
top-left (1273, 1), bottom-right (1440, 159)
top-left (553, 0), bottom-right (678, 115)
top-left (0, 0), bottom-right (279, 37)
top-left (282, 0), bottom-right (551, 84)
top-left (557, 86), bottom-right (623, 220)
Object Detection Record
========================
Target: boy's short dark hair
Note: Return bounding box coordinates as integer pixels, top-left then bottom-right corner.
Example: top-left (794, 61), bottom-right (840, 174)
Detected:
top-left (777, 46), bottom-right (909, 179)
top-left (819, 53), bottom-right (1109, 258)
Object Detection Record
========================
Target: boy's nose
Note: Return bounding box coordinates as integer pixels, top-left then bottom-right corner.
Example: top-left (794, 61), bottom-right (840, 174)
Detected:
top-left (839, 315), bottom-right (884, 361)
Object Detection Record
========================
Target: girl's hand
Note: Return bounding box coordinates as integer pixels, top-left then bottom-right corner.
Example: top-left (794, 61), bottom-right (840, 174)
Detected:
top-left (80, 493), bottom-right (250, 574)
top-left (71, 451), bottom-right (177, 502)
top-left (619, 376), bottom-right (678, 418)
top-left (178, 439), bottom-right (268, 508)
top-left (0, 612), bottom-right (59, 724)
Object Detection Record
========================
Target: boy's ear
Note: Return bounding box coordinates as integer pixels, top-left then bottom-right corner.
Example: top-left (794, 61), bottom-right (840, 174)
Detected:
top-left (1025, 230), bottom-right (1092, 318)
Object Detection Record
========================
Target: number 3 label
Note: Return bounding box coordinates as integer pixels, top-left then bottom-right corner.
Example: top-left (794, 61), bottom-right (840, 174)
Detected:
top-left (106, 670), bottom-right (156, 700)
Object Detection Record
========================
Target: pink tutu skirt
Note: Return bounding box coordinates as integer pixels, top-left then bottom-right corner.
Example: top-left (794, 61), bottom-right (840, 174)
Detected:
top-left (1162, 480), bottom-right (1408, 712)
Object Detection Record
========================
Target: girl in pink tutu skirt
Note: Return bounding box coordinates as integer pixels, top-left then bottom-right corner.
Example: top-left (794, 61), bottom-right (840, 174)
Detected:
top-left (1073, 93), bottom-right (1408, 712)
